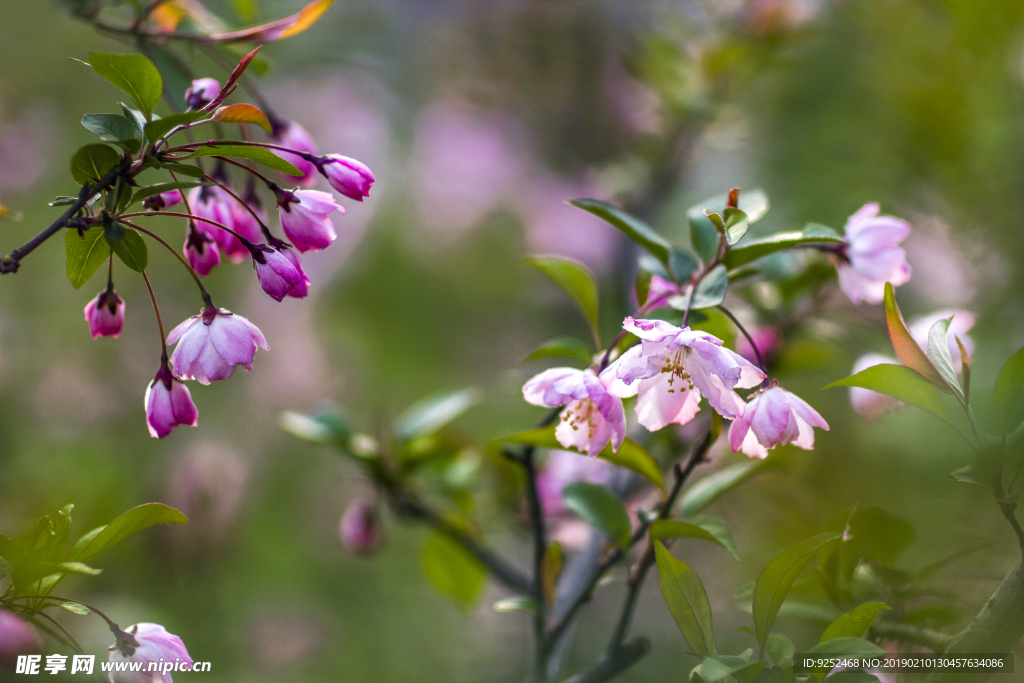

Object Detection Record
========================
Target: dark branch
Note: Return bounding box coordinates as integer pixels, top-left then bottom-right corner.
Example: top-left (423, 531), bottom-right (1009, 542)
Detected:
top-left (560, 637), bottom-right (650, 683)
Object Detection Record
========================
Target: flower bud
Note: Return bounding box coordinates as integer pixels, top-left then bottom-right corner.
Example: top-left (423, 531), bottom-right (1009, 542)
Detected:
top-left (143, 189), bottom-right (183, 211)
top-left (145, 363), bottom-right (199, 439)
top-left (253, 247), bottom-right (306, 302)
top-left (321, 155), bottom-right (375, 201)
top-left (272, 120), bottom-right (319, 187)
top-left (339, 498), bottom-right (381, 554)
top-left (278, 190), bottom-right (343, 253)
top-left (282, 248), bottom-right (311, 299)
top-left (84, 288), bottom-right (125, 339)
top-left (184, 78), bottom-right (220, 110)
top-left (108, 623), bottom-right (193, 676)
top-left (183, 224), bottom-right (220, 277)
top-left (0, 611), bottom-right (43, 672)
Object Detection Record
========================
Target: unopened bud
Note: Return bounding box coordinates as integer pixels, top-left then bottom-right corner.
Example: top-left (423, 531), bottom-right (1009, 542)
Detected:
top-left (339, 498), bottom-right (381, 554)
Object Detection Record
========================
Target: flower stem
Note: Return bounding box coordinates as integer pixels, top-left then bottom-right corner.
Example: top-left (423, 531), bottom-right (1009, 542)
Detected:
top-left (200, 172), bottom-right (272, 239)
top-left (119, 220), bottom-right (209, 300)
top-left (717, 304), bottom-right (767, 374)
top-left (141, 271), bottom-right (167, 357)
top-left (122, 211), bottom-right (252, 247)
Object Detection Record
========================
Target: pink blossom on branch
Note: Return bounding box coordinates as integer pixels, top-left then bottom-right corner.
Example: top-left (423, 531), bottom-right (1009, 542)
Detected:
top-left (107, 622), bottom-right (193, 683)
top-left (184, 78), bottom-right (219, 110)
top-left (145, 364), bottom-right (199, 439)
top-left (188, 185), bottom-right (256, 263)
top-left (183, 224), bottom-right (220, 277)
top-left (523, 367), bottom-right (625, 455)
top-left (84, 288), bottom-right (125, 339)
top-left (143, 189), bottom-right (183, 212)
top-left (729, 384), bottom-right (829, 458)
top-left (253, 247), bottom-right (307, 301)
top-left (321, 155), bottom-right (375, 201)
top-left (271, 120), bottom-right (319, 187)
top-left (835, 203), bottom-right (912, 305)
top-left (167, 307), bottom-right (269, 385)
top-left (339, 498), bottom-right (382, 554)
top-left (278, 189), bottom-right (343, 253)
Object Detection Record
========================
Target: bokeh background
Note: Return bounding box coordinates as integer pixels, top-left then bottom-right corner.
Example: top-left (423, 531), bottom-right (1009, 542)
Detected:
top-left (1, 0), bottom-right (1024, 680)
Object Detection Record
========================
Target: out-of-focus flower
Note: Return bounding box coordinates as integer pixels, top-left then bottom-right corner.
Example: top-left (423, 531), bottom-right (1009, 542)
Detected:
top-left (189, 185), bottom-right (251, 263)
top-left (84, 288), bottom-right (125, 339)
top-left (143, 189), bottom-right (183, 212)
top-left (643, 275), bottom-right (681, 309)
top-left (254, 247), bottom-right (306, 302)
top-left (169, 444), bottom-right (249, 548)
top-left (145, 365), bottom-right (199, 439)
top-left (744, 0), bottom-right (819, 34)
top-left (849, 353), bottom-right (901, 421)
top-left (523, 367), bottom-right (625, 455)
top-left (339, 498), bottom-right (381, 554)
top-left (0, 611), bottom-right (43, 672)
top-left (321, 155), bottom-right (374, 201)
top-left (605, 318), bottom-right (765, 429)
top-left (908, 309), bottom-right (976, 373)
top-left (271, 120), bottom-right (319, 187)
top-left (734, 326), bottom-right (780, 367)
top-left (278, 190), bottom-right (343, 253)
top-left (836, 203), bottom-right (911, 305)
top-left (537, 450), bottom-right (615, 517)
top-left (729, 384), bottom-right (829, 458)
top-left (183, 224), bottom-right (220, 277)
top-left (184, 78), bottom-right (219, 110)
top-left (229, 183), bottom-right (267, 254)
top-left (167, 307), bottom-right (268, 385)
top-left (107, 623), bottom-right (193, 683)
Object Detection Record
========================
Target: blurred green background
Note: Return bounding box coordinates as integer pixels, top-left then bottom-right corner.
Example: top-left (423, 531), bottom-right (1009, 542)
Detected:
top-left (1, 0), bottom-right (1024, 680)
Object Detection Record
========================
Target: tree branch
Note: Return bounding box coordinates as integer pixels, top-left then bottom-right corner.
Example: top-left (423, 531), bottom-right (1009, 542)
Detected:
top-left (869, 620), bottom-right (950, 652)
top-left (560, 637), bottom-right (650, 683)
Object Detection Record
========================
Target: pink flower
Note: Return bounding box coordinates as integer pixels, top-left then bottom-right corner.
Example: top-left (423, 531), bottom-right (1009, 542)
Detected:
top-left (735, 326), bottom-right (780, 367)
top-left (605, 318), bottom-right (765, 430)
top-left (167, 307), bottom-right (269, 385)
top-left (271, 120), bottom-right (319, 187)
top-left (183, 224), bottom-right (220, 277)
top-left (909, 309), bottom-right (976, 373)
top-left (523, 367), bottom-right (625, 455)
top-left (188, 186), bottom-right (249, 263)
top-left (0, 611), bottom-right (43, 672)
top-left (278, 190), bottom-right (343, 253)
top-left (848, 353), bottom-right (901, 421)
top-left (339, 498), bottom-right (381, 554)
top-left (143, 189), bottom-right (183, 211)
top-left (321, 155), bottom-right (375, 201)
top-left (253, 247), bottom-right (306, 302)
top-left (184, 78), bottom-right (219, 110)
top-left (228, 185), bottom-right (266, 254)
top-left (107, 623), bottom-right (193, 683)
top-left (729, 384), bottom-right (829, 458)
top-left (642, 275), bottom-right (681, 308)
top-left (836, 203), bottom-right (912, 304)
top-left (281, 248), bottom-right (311, 299)
top-left (145, 365), bottom-right (199, 439)
top-left (84, 288), bottom-right (125, 339)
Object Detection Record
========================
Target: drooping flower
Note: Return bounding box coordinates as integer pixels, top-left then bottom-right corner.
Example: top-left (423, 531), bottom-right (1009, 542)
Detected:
top-left (253, 247), bottom-right (306, 302)
top-left (278, 189), bottom-right (343, 253)
top-left (188, 185), bottom-right (250, 263)
top-left (0, 611), bottom-right (43, 672)
top-left (848, 353), bottom-right (901, 421)
top-left (523, 367), bottom-right (626, 455)
top-left (167, 307), bottom-right (268, 385)
top-left (183, 224), bottom-right (220, 277)
top-left (229, 180), bottom-right (267, 251)
top-left (729, 384), bottom-right (829, 458)
top-left (107, 622), bottom-right (193, 683)
top-left (271, 120), bottom-right (319, 187)
top-left (84, 288), bottom-right (125, 339)
top-left (605, 318), bottom-right (765, 430)
top-left (143, 189), bottom-right (183, 212)
top-left (339, 498), bottom-right (381, 554)
top-left (835, 203), bottom-right (912, 305)
top-left (145, 363), bottom-right (199, 439)
top-left (184, 78), bottom-right (219, 110)
top-left (281, 248), bottom-right (311, 299)
top-left (321, 155), bottom-right (375, 201)
top-left (908, 309), bottom-right (976, 373)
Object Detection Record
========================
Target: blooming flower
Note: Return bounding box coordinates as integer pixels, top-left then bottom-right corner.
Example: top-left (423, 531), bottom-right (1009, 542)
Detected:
top-left (253, 247), bottom-right (306, 301)
top-left (0, 611), bottom-right (43, 672)
top-left (143, 189), bottom-right (183, 212)
top-left (271, 120), bottom-right (319, 187)
top-left (184, 78), bottom-right (219, 110)
top-left (339, 498), bottom-right (381, 554)
top-left (836, 203), bottom-right (912, 304)
top-left (605, 318), bottom-right (765, 430)
top-left (321, 155), bottom-right (375, 201)
top-left (183, 224), bottom-right (220, 277)
top-left (278, 189), bottom-right (343, 253)
top-left (107, 623), bottom-right (193, 683)
top-left (729, 384), bottom-right (829, 458)
top-left (167, 307), bottom-right (268, 385)
top-left (188, 186), bottom-right (250, 263)
top-left (84, 288), bottom-right (125, 339)
top-left (523, 367), bottom-right (626, 455)
top-left (848, 353), bottom-right (901, 421)
top-left (145, 365), bottom-right (199, 439)
top-left (908, 309), bottom-right (975, 373)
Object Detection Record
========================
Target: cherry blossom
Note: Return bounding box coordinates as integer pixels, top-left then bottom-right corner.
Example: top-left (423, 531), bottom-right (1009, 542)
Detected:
top-left (523, 367), bottom-right (625, 455)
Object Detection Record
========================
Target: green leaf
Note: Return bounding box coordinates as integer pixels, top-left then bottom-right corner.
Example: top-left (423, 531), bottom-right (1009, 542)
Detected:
top-left (766, 633), bottom-right (794, 667)
top-left (562, 483), bottom-right (632, 549)
top-left (211, 103), bottom-right (273, 133)
top-left (145, 44), bottom-right (191, 112)
top-left (688, 265), bottom-right (729, 310)
top-left (128, 182), bottom-right (204, 208)
top-left (70, 144), bottom-right (121, 185)
top-left (186, 143), bottom-right (301, 175)
top-left (884, 283), bottom-right (946, 389)
top-left (654, 541), bottom-right (716, 654)
top-left (570, 198), bottom-right (672, 269)
top-left (848, 508), bottom-right (914, 566)
top-left (723, 224), bottom-right (844, 270)
top-left (752, 532), bottom-right (841, 651)
top-left (13, 561), bottom-right (101, 591)
top-left (525, 256), bottom-right (600, 336)
top-left (820, 602), bottom-right (891, 642)
top-left (64, 226), bottom-right (112, 289)
top-left (89, 53), bottom-right (163, 119)
top-left (649, 517), bottom-right (739, 561)
top-left (679, 456), bottom-right (786, 517)
top-left (524, 338), bottom-right (593, 365)
top-left (144, 111), bottom-right (205, 143)
top-left (994, 345), bottom-right (1024, 430)
top-left (153, 162), bottom-right (206, 179)
top-left (120, 103), bottom-right (147, 140)
top-left (279, 410), bottom-right (352, 449)
top-left (81, 114), bottom-right (140, 153)
top-left (422, 532), bottom-right (486, 607)
top-left (805, 637), bottom-right (886, 656)
top-left (690, 657), bottom-right (766, 683)
top-left (395, 388), bottom-right (481, 442)
top-left (926, 317), bottom-right (963, 399)
top-left (950, 462), bottom-right (998, 492)
top-left (71, 503), bottom-right (188, 563)
top-left (109, 227), bottom-right (148, 272)
top-left (723, 208), bottom-right (749, 245)
top-left (58, 601), bottom-right (90, 616)
top-left (670, 248), bottom-right (700, 283)
top-left (824, 364), bottom-right (951, 423)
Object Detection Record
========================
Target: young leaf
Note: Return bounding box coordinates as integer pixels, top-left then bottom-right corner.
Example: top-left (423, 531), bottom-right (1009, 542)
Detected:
top-left (994, 344), bottom-right (1024, 430)
top-left (688, 265), bottom-right (729, 310)
top-left (689, 657), bottom-right (765, 683)
top-left (670, 248), bottom-right (700, 283)
top-left (210, 1), bottom-right (334, 42)
top-left (524, 338), bottom-right (593, 365)
top-left (143, 111), bottom-right (205, 143)
top-left (819, 602), bottom-right (891, 642)
top-left (570, 198), bottom-right (672, 270)
top-left (752, 532), bottom-right (841, 651)
top-left (649, 518), bottom-right (739, 561)
top-left (81, 114), bottom-right (140, 152)
top-left (723, 224), bottom-right (844, 270)
top-left (70, 144), bottom-right (121, 185)
top-left (89, 53), bottom-right (163, 119)
top-left (211, 103), bottom-right (272, 132)
top-left (679, 456), bottom-right (787, 517)
top-left (562, 483), bottom-right (632, 549)
top-left (525, 256), bottom-right (600, 337)
top-left (153, 162), bottom-right (206, 179)
top-left (71, 503), bottom-right (188, 562)
top-left (279, 410), bottom-right (352, 450)
top-left (654, 541), bottom-right (716, 654)
top-left (884, 283), bottom-right (946, 389)
top-left (64, 227), bottom-right (111, 289)
top-left (422, 531), bottom-right (486, 607)
top-left (824, 364), bottom-right (951, 423)
top-left (186, 143), bottom-right (301, 175)
top-left (766, 633), bottom-right (794, 668)
top-left (395, 388), bottom-right (481, 442)
top-left (926, 317), bottom-right (963, 399)
top-left (109, 228), bottom-right (148, 272)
